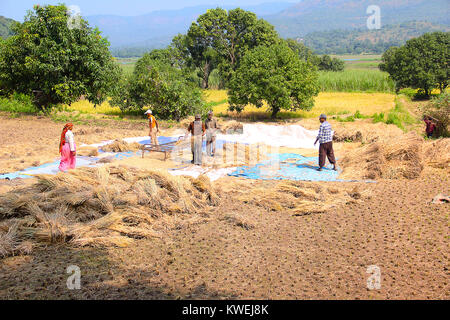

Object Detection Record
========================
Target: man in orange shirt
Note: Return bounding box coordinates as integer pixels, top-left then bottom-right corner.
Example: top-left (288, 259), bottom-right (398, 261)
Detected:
top-left (144, 110), bottom-right (160, 146)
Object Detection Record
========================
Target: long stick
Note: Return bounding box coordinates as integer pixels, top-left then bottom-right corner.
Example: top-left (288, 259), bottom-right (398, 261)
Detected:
top-left (424, 114), bottom-right (440, 122)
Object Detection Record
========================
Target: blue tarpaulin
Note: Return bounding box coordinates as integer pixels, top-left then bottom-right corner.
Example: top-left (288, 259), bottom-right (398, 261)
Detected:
top-left (229, 153), bottom-right (340, 182)
top-left (0, 136), bottom-right (228, 180)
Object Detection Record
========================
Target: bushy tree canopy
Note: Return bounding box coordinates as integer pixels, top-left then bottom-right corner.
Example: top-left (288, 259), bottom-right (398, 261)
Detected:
top-left (317, 55), bottom-right (345, 72)
top-left (110, 54), bottom-right (205, 121)
top-left (0, 4), bottom-right (121, 107)
top-left (380, 32), bottom-right (449, 95)
top-left (186, 8), bottom-right (279, 88)
top-left (228, 43), bottom-right (319, 118)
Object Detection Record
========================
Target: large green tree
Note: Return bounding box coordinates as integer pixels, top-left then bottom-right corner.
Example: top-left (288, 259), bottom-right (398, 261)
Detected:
top-left (228, 43), bottom-right (319, 119)
top-left (380, 32), bottom-right (449, 95)
top-left (111, 54), bottom-right (205, 121)
top-left (0, 4), bottom-right (121, 107)
top-left (186, 8), bottom-right (279, 88)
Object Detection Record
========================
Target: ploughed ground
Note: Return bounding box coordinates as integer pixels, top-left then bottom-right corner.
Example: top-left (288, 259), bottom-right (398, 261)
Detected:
top-left (0, 115), bottom-right (448, 300)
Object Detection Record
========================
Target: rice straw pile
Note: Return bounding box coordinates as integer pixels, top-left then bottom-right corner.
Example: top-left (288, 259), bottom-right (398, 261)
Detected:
top-left (422, 139), bottom-right (450, 170)
top-left (0, 165), bottom-right (219, 257)
top-left (236, 180), bottom-right (369, 216)
top-left (340, 133), bottom-right (424, 180)
top-left (102, 140), bottom-right (142, 152)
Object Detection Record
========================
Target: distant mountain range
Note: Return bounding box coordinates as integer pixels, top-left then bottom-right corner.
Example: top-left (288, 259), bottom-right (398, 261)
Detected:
top-left (1, 1), bottom-right (449, 56)
top-left (303, 21), bottom-right (450, 55)
top-left (87, 2), bottom-right (295, 48)
top-left (268, 0), bottom-right (450, 38)
top-left (0, 16), bottom-right (16, 39)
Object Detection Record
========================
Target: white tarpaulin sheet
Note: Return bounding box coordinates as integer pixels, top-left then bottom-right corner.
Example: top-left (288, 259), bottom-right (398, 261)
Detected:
top-left (217, 123), bottom-right (321, 149)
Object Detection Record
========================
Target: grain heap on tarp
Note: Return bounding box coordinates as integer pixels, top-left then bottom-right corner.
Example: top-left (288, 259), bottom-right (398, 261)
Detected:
top-left (0, 165), bottom-right (219, 257)
top-left (340, 133), bottom-right (424, 180)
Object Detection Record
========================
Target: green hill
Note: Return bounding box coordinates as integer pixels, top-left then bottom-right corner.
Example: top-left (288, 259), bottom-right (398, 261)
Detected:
top-left (0, 16), bottom-right (16, 39)
top-left (267, 0), bottom-right (450, 38)
top-left (302, 21), bottom-right (450, 54)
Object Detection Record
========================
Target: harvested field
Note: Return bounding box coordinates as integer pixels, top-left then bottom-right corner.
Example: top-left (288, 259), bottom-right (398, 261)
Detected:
top-left (0, 115), bottom-right (448, 300)
top-left (0, 165), bottom-right (219, 256)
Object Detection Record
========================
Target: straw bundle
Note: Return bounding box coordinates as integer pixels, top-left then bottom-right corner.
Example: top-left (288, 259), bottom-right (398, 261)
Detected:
top-left (102, 140), bottom-right (142, 152)
top-left (340, 133), bottom-right (425, 180)
top-left (0, 165), bottom-right (220, 257)
top-left (236, 180), bottom-right (361, 215)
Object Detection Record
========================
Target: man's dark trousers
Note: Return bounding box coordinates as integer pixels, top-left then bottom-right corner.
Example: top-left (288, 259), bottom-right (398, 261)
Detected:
top-left (319, 141), bottom-right (336, 168)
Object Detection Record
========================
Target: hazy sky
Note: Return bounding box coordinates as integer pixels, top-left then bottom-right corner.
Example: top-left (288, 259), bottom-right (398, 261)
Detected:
top-left (0, 0), bottom-right (297, 21)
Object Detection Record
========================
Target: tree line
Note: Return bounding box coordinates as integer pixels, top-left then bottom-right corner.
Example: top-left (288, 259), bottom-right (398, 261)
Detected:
top-left (380, 32), bottom-right (449, 96)
top-left (1, 5), bottom-right (446, 121)
top-left (0, 5), bottom-right (328, 119)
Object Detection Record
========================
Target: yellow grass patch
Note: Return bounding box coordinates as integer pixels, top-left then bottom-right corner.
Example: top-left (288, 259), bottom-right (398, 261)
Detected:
top-left (62, 90), bottom-right (395, 121)
top-left (65, 99), bottom-right (122, 115)
top-left (207, 90), bottom-right (395, 119)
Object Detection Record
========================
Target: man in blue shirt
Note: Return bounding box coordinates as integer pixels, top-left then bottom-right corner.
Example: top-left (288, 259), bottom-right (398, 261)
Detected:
top-left (314, 114), bottom-right (337, 171)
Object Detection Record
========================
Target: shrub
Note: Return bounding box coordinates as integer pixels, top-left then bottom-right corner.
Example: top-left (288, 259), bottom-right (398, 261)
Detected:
top-left (422, 93), bottom-right (450, 137)
top-left (0, 93), bottom-right (38, 114)
top-left (372, 112), bottom-right (385, 123)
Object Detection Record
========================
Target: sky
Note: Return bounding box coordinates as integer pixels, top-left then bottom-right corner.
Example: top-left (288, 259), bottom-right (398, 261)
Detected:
top-left (0, 0), bottom-right (297, 21)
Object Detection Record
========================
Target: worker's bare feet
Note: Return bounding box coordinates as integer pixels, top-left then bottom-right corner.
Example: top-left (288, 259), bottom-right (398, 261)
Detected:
top-left (317, 168), bottom-right (323, 172)
top-left (333, 166), bottom-right (338, 171)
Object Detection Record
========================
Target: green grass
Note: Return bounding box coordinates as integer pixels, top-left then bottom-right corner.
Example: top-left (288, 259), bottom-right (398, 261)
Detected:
top-left (385, 98), bottom-right (416, 130)
top-left (371, 112), bottom-right (386, 123)
top-left (346, 62), bottom-right (380, 70)
top-left (0, 93), bottom-right (38, 116)
top-left (318, 69), bottom-right (395, 93)
top-left (115, 57), bottom-right (138, 77)
top-left (370, 98), bottom-right (417, 130)
top-left (335, 110), bottom-right (371, 122)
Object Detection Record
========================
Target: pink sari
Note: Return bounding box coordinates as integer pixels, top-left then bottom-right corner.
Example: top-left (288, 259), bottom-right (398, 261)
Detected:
top-left (59, 142), bottom-right (76, 172)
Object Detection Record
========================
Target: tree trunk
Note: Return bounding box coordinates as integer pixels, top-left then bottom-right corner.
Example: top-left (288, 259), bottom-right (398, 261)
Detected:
top-left (201, 61), bottom-right (211, 89)
top-left (271, 107), bottom-right (279, 119)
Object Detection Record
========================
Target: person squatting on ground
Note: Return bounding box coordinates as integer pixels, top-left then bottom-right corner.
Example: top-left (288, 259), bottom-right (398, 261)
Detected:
top-left (145, 109), bottom-right (160, 145)
top-left (314, 114), bottom-right (337, 172)
top-left (205, 111), bottom-right (218, 157)
top-left (187, 114), bottom-right (206, 165)
top-left (59, 123), bottom-right (76, 172)
top-left (423, 116), bottom-right (436, 138)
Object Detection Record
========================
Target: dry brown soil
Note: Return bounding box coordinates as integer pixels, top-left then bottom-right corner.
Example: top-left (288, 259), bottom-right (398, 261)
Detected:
top-left (0, 115), bottom-right (448, 300)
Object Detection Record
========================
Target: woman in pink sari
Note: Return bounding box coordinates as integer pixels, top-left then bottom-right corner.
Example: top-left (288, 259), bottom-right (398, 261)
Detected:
top-left (58, 123), bottom-right (76, 172)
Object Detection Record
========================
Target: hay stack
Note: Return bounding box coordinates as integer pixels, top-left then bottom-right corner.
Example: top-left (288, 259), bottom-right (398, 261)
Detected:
top-left (0, 165), bottom-right (220, 257)
top-left (333, 122), bottom-right (403, 144)
top-left (340, 133), bottom-right (424, 180)
top-left (102, 140), bottom-right (142, 152)
top-left (422, 139), bottom-right (450, 170)
top-left (77, 146), bottom-right (99, 157)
